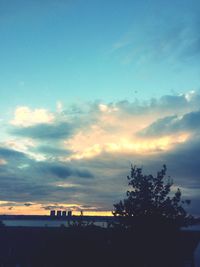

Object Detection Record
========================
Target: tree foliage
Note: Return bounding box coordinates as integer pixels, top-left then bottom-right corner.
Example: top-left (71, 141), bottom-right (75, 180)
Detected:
top-left (113, 165), bottom-right (193, 229)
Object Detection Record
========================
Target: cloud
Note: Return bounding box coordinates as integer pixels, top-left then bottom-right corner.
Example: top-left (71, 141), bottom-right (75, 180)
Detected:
top-left (139, 110), bottom-right (200, 137)
top-left (39, 162), bottom-right (94, 179)
top-left (42, 204), bottom-right (82, 211)
top-left (0, 146), bottom-right (27, 161)
top-left (11, 106), bottom-right (54, 127)
top-left (1, 91), bottom-right (200, 215)
top-left (63, 94), bottom-right (200, 160)
top-left (111, 17), bottom-right (200, 66)
top-left (12, 122), bottom-right (74, 140)
top-left (0, 146), bottom-right (94, 204)
top-left (35, 146), bottom-right (72, 157)
top-left (24, 202), bottom-right (33, 206)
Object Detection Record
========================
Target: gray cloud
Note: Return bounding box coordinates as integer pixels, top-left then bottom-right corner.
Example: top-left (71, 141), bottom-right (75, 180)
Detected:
top-left (38, 161), bottom-right (94, 179)
top-left (105, 91), bottom-right (200, 117)
top-left (139, 110), bottom-right (200, 137)
top-left (0, 146), bottom-right (26, 160)
top-left (0, 170), bottom-right (81, 203)
top-left (35, 146), bottom-right (72, 157)
top-left (24, 202), bottom-right (33, 206)
top-left (42, 205), bottom-right (70, 211)
top-left (0, 146), bottom-right (94, 204)
top-left (41, 204), bottom-right (95, 211)
top-left (11, 122), bottom-right (74, 140)
top-left (0, 141), bottom-right (199, 214)
top-left (45, 164), bottom-right (73, 178)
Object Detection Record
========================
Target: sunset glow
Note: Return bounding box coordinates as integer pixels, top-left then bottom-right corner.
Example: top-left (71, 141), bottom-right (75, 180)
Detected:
top-left (65, 132), bottom-right (190, 160)
top-left (0, 201), bottom-right (112, 216)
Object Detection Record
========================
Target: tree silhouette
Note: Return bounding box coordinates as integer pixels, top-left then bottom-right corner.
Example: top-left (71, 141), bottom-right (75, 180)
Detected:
top-left (113, 165), bottom-right (193, 229)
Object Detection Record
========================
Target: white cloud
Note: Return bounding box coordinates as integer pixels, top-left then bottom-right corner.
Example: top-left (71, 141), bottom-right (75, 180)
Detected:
top-left (184, 90), bottom-right (197, 101)
top-left (5, 138), bottom-right (46, 161)
top-left (11, 106), bottom-right (55, 127)
top-left (56, 101), bottom-right (63, 113)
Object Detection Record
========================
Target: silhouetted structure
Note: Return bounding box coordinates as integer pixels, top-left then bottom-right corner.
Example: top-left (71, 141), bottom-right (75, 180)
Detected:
top-left (62, 211), bottom-right (66, 217)
top-left (68, 210), bottom-right (72, 217)
top-left (49, 210), bottom-right (72, 217)
top-left (50, 210), bottom-right (55, 217)
top-left (57, 210), bottom-right (62, 217)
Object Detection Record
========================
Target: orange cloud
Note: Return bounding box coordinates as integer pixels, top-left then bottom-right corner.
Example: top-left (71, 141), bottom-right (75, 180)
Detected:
top-left (63, 104), bottom-right (190, 160)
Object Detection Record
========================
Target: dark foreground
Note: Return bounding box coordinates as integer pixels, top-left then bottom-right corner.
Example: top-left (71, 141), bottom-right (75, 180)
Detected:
top-left (0, 226), bottom-right (199, 267)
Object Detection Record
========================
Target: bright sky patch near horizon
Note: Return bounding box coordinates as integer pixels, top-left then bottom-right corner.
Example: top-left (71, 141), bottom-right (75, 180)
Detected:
top-left (0, 0), bottom-right (200, 216)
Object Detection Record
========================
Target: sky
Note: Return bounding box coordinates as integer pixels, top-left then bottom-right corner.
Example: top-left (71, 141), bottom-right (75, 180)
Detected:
top-left (0, 0), bottom-right (200, 216)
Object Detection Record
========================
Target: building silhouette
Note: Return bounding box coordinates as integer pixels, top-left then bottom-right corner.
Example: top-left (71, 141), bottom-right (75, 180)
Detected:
top-left (62, 211), bottom-right (67, 217)
top-left (50, 210), bottom-right (55, 217)
top-left (57, 210), bottom-right (62, 217)
top-left (49, 210), bottom-right (72, 217)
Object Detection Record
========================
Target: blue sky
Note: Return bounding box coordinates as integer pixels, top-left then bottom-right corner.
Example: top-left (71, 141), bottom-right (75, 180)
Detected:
top-left (0, 0), bottom-right (200, 215)
top-left (1, 0), bottom-right (200, 110)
